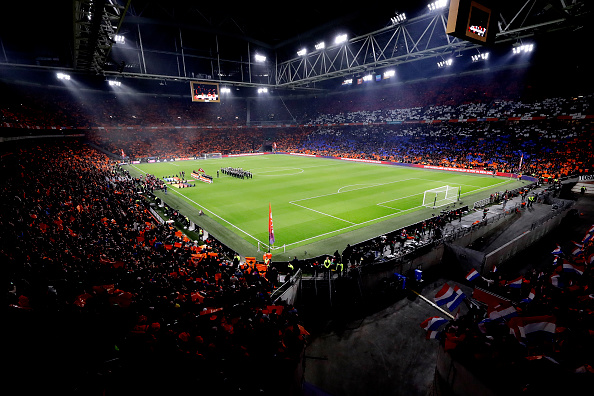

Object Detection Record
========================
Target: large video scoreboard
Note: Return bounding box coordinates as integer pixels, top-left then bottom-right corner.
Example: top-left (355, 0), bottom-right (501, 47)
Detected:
top-left (190, 81), bottom-right (220, 103)
top-left (446, 0), bottom-right (497, 46)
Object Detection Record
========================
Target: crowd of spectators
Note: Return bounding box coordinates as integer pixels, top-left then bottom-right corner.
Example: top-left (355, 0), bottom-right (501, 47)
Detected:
top-left (427, 222), bottom-right (594, 394)
top-left (2, 68), bottom-right (593, 183)
top-left (278, 120), bottom-right (593, 179)
top-left (81, 115), bottom-right (593, 181)
top-left (4, 140), bottom-right (306, 395)
top-left (305, 93), bottom-right (592, 125)
top-left (86, 127), bottom-right (271, 159)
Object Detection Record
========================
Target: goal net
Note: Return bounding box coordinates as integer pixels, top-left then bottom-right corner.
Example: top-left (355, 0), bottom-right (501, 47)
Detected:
top-left (201, 153), bottom-right (222, 159)
top-left (422, 185), bottom-right (459, 208)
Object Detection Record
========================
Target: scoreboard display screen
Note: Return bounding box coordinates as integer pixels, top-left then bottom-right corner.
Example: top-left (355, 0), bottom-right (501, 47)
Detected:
top-left (466, 3), bottom-right (491, 41)
top-left (446, 0), bottom-right (496, 46)
top-left (191, 81), bottom-right (220, 103)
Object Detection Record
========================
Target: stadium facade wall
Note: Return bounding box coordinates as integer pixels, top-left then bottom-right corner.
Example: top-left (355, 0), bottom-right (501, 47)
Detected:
top-left (482, 204), bottom-right (572, 272)
top-left (443, 243), bottom-right (486, 276)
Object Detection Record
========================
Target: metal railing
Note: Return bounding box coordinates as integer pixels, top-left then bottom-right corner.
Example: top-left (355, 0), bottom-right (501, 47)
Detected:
top-left (271, 269), bottom-right (302, 305)
top-left (473, 183), bottom-right (536, 209)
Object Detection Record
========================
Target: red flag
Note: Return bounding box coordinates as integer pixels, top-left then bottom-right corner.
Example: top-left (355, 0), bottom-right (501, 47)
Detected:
top-left (268, 203), bottom-right (275, 246)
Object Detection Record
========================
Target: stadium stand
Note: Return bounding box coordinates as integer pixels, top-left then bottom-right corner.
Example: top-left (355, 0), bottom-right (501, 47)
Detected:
top-left (3, 141), bottom-right (306, 395)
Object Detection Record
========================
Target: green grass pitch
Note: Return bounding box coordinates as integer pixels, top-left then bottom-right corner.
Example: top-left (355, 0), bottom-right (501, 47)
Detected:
top-left (128, 154), bottom-right (521, 259)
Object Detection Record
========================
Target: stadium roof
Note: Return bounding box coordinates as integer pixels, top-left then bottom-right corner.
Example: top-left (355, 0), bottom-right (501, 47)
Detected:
top-left (0, 1), bottom-right (593, 92)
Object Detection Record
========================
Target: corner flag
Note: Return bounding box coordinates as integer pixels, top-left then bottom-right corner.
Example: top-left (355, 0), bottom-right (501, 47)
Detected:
top-left (268, 203), bottom-right (275, 246)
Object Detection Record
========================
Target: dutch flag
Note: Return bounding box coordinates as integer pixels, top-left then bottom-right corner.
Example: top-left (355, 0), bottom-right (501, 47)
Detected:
top-left (562, 262), bottom-right (584, 275)
top-left (420, 316), bottom-right (449, 331)
top-left (506, 276), bottom-right (524, 288)
top-left (425, 330), bottom-right (442, 340)
top-left (508, 315), bottom-right (556, 342)
top-left (420, 316), bottom-right (448, 340)
top-left (446, 286), bottom-right (466, 312)
top-left (551, 245), bottom-right (563, 255)
top-left (434, 284), bottom-right (457, 307)
top-left (571, 246), bottom-right (583, 257)
top-left (522, 287), bottom-right (536, 303)
top-left (465, 269), bottom-right (480, 282)
top-left (488, 302), bottom-right (518, 321)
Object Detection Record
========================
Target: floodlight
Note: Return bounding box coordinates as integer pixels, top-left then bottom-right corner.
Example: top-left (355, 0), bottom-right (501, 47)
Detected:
top-left (437, 58), bottom-right (453, 68)
top-left (297, 48), bottom-right (307, 56)
top-left (428, 0), bottom-right (448, 11)
top-left (220, 87), bottom-right (231, 93)
top-left (512, 44), bottom-right (534, 55)
top-left (471, 52), bottom-right (489, 62)
top-left (384, 70), bottom-right (396, 78)
top-left (315, 42), bottom-right (325, 50)
top-left (114, 34), bottom-right (125, 44)
top-left (391, 13), bottom-right (406, 25)
top-left (108, 80), bottom-right (121, 86)
top-left (342, 79), bottom-right (353, 85)
top-left (56, 72), bottom-right (71, 80)
top-left (258, 87), bottom-right (268, 93)
top-left (362, 74), bottom-right (373, 82)
top-left (334, 34), bottom-right (348, 45)
top-left (254, 54), bottom-right (266, 62)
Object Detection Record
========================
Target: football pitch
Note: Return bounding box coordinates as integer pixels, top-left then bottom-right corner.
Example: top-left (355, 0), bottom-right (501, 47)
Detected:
top-left (128, 154), bottom-right (522, 259)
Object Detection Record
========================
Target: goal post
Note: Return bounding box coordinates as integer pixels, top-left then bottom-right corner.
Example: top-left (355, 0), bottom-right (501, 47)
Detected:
top-left (202, 153), bottom-right (222, 159)
top-left (422, 185), bottom-right (460, 208)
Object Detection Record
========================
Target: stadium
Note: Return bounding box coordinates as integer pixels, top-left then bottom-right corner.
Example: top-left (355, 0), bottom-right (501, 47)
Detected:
top-left (2, 1), bottom-right (594, 395)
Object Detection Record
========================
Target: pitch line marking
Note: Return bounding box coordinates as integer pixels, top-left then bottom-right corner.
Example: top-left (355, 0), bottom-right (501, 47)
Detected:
top-left (131, 164), bottom-right (265, 245)
top-left (287, 178), bottom-right (422, 226)
top-left (251, 161), bottom-right (344, 176)
top-left (290, 202), bottom-right (356, 225)
top-left (291, 178), bottom-right (419, 204)
top-left (254, 167), bottom-right (305, 176)
top-left (169, 189), bottom-right (264, 245)
top-left (266, 202), bottom-right (430, 251)
top-left (338, 184), bottom-right (371, 193)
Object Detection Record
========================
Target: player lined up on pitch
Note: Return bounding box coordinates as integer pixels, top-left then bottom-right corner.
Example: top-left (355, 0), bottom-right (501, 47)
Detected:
top-left (221, 166), bottom-right (253, 179)
top-left (162, 171), bottom-right (196, 188)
